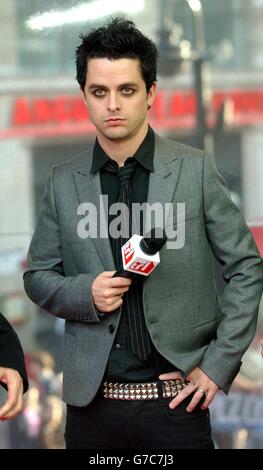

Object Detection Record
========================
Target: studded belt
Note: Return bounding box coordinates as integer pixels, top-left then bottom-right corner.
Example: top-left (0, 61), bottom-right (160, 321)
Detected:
top-left (102, 379), bottom-right (189, 401)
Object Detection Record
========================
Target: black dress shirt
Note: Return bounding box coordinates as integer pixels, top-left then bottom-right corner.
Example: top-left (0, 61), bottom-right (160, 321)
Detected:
top-left (91, 127), bottom-right (176, 382)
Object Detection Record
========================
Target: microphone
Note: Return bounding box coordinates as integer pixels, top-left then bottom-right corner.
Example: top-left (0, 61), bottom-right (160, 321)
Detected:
top-left (113, 227), bottom-right (167, 278)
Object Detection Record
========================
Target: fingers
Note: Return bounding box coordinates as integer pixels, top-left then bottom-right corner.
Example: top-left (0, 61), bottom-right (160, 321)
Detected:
top-left (0, 388), bottom-right (23, 420)
top-left (200, 390), bottom-right (214, 410)
top-left (0, 370), bottom-right (24, 421)
top-left (185, 387), bottom-right (207, 412)
top-left (104, 286), bottom-right (130, 298)
top-left (101, 272), bottom-right (132, 288)
top-left (159, 367), bottom-right (219, 412)
top-left (159, 371), bottom-right (183, 381)
top-left (92, 271), bottom-right (132, 313)
top-left (186, 386), bottom-right (217, 412)
top-left (103, 295), bottom-right (124, 312)
top-left (95, 297), bottom-right (123, 313)
top-left (168, 382), bottom-right (218, 412)
top-left (168, 381), bottom-right (197, 410)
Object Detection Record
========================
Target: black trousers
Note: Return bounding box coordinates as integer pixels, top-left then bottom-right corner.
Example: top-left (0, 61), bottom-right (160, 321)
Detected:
top-left (65, 390), bottom-right (214, 449)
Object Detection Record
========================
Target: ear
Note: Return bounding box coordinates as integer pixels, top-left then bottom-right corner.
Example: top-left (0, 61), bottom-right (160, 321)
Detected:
top-left (81, 87), bottom-right (88, 107)
top-left (147, 82), bottom-right (157, 109)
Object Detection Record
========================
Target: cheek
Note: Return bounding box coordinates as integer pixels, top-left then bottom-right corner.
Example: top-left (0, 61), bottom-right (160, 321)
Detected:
top-left (128, 96), bottom-right (147, 110)
top-left (133, 100), bottom-right (148, 117)
top-left (87, 103), bottom-right (104, 122)
top-left (137, 96), bottom-right (148, 111)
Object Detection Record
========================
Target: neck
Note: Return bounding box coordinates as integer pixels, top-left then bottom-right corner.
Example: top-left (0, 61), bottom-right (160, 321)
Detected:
top-left (97, 123), bottom-right (149, 167)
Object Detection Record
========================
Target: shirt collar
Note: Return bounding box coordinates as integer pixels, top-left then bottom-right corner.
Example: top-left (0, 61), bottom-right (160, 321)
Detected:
top-left (91, 126), bottom-right (154, 174)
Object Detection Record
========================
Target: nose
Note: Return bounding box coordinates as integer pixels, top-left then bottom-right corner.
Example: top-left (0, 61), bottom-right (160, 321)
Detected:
top-left (107, 92), bottom-right (120, 112)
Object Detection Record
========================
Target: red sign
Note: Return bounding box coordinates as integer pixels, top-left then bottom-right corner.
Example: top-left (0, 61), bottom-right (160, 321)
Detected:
top-left (249, 224), bottom-right (263, 257)
top-left (12, 96), bottom-right (88, 126)
top-left (1, 89), bottom-right (263, 138)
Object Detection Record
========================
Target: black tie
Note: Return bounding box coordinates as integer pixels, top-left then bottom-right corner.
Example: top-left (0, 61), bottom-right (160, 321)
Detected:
top-left (104, 158), bottom-right (152, 361)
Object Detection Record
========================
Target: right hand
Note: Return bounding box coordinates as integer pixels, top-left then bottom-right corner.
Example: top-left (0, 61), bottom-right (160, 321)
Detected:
top-left (92, 271), bottom-right (132, 313)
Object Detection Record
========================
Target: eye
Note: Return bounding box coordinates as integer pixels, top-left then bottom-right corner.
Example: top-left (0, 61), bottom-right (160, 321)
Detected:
top-left (122, 88), bottom-right (135, 95)
top-left (93, 89), bottom-right (106, 97)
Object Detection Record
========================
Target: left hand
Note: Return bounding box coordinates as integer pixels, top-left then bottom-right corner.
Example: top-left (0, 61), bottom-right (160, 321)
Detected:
top-left (159, 367), bottom-right (219, 412)
top-left (0, 368), bottom-right (24, 420)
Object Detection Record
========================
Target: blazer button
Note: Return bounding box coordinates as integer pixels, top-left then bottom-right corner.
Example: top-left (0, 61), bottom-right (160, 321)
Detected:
top-left (108, 324), bottom-right (115, 334)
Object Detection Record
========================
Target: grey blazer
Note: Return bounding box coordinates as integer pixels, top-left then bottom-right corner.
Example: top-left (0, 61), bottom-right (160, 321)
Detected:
top-left (23, 134), bottom-right (263, 406)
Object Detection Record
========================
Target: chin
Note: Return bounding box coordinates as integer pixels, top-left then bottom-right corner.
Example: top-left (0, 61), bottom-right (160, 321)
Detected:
top-left (104, 129), bottom-right (129, 140)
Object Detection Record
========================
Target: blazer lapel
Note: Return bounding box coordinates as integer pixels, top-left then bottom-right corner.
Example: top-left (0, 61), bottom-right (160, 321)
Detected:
top-left (73, 148), bottom-right (116, 272)
top-left (146, 134), bottom-right (182, 231)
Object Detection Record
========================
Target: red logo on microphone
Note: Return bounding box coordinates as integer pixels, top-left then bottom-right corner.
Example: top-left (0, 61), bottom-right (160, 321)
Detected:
top-left (129, 261), bottom-right (155, 275)
top-left (123, 242), bottom-right (135, 266)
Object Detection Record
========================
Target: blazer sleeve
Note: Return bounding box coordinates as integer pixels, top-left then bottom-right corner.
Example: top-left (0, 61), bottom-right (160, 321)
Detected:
top-left (0, 313), bottom-right (29, 393)
top-left (23, 167), bottom-right (100, 323)
top-left (198, 153), bottom-right (263, 392)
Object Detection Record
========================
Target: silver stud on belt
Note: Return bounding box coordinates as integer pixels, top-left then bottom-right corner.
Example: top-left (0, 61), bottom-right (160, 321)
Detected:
top-left (102, 379), bottom-right (189, 401)
top-left (162, 379), bottom-right (189, 398)
top-left (103, 382), bottom-right (159, 400)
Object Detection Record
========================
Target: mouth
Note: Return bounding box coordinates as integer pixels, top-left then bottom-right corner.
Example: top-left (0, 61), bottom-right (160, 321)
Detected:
top-left (105, 118), bottom-right (125, 125)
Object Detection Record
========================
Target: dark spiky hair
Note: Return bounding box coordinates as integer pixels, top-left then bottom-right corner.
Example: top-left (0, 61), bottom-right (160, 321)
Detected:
top-left (75, 17), bottom-right (158, 92)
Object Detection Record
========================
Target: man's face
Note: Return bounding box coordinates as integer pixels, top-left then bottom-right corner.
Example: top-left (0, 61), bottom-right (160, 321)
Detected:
top-left (82, 58), bottom-right (156, 143)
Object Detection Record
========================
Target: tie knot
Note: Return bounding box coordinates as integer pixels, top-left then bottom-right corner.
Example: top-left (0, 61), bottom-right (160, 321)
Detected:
top-left (118, 159), bottom-right (136, 185)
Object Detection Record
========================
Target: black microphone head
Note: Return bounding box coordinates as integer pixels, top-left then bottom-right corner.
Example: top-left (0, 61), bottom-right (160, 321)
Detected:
top-left (140, 227), bottom-right (167, 255)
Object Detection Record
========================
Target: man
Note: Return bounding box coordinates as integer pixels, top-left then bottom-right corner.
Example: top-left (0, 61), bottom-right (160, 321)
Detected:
top-left (0, 312), bottom-right (28, 420)
top-left (23, 18), bottom-right (263, 449)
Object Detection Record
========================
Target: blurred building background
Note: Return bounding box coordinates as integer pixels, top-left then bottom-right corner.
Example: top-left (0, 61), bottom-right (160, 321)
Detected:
top-left (0, 0), bottom-right (262, 449)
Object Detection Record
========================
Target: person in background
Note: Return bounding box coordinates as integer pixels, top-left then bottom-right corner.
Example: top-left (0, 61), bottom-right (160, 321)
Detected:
top-left (0, 312), bottom-right (28, 420)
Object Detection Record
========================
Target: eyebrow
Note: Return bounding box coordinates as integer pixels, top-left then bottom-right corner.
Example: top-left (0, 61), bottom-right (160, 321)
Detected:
top-left (88, 82), bottom-right (138, 90)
